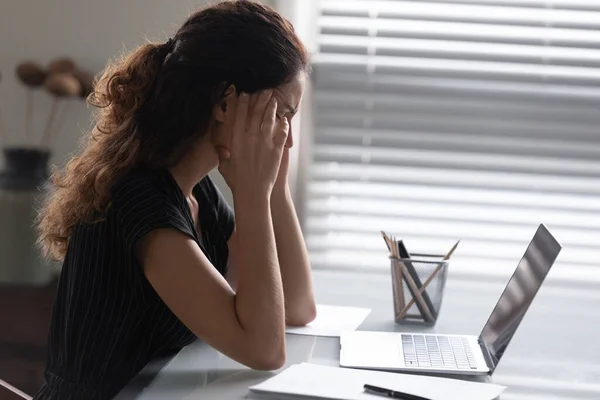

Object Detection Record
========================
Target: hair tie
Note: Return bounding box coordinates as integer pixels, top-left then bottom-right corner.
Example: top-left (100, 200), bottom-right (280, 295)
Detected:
top-left (160, 38), bottom-right (176, 66)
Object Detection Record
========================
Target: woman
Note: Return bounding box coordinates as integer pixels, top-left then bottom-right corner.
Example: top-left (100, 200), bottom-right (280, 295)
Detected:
top-left (34, 1), bottom-right (316, 398)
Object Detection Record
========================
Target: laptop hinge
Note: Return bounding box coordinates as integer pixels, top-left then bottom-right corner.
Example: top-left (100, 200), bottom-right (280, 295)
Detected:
top-left (478, 337), bottom-right (495, 375)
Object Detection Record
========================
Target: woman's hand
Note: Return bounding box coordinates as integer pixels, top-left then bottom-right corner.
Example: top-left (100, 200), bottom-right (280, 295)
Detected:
top-left (273, 147), bottom-right (290, 195)
top-left (217, 90), bottom-right (289, 201)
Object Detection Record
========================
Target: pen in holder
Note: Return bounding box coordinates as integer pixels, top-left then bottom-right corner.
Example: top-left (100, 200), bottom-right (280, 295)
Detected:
top-left (382, 231), bottom-right (457, 326)
top-left (390, 256), bottom-right (449, 325)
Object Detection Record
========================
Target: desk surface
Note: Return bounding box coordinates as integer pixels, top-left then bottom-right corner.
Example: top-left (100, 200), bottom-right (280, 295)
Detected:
top-left (119, 269), bottom-right (600, 400)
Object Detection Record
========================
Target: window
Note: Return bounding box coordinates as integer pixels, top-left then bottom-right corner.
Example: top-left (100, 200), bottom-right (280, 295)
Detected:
top-left (305, 0), bottom-right (600, 281)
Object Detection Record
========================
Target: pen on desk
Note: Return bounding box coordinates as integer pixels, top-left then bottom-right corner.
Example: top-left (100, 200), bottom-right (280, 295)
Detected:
top-left (363, 384), bottom-right (431, 400)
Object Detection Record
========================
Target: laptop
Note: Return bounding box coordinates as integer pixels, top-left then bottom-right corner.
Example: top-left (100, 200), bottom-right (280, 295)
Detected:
top-left (340, 224), bottom-right (562, 376)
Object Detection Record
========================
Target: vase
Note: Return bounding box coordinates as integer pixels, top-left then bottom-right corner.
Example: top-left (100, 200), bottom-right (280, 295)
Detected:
top-left (0, 147), bottom-right (55, 286)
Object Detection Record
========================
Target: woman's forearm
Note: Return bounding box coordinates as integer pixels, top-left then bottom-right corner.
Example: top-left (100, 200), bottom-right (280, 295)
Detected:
top-left (232, 194), bottom-right (286, 366)
top-left (271, 187), bottom-right (317, 326)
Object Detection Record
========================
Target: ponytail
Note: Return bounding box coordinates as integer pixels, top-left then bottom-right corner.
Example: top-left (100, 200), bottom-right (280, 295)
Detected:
top-left (36, 40), bottom-right (173, 261)
top-left (91, 41), bottom-right (172, 128)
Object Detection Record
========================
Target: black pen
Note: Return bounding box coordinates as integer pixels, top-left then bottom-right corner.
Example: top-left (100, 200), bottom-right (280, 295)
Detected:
top-left (363, 384), bottom-right (431, 400)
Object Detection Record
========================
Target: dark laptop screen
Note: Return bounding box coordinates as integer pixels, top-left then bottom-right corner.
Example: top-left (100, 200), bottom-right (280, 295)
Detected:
top-left (479, 224), bottom-right (562, 371)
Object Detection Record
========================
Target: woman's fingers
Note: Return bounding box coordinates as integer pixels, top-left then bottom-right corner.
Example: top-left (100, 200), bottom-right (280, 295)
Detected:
top-left (216, 146), bottom-right (231, 163)
top-left (222, 91), bottom-right (237, 143)
top-left (273, 117), bottom-right (290, 150)
top-left (231, 92), bottom-right (250, 150)
top-left (220, 89), bottom-right (291, 197)
top-left (250, 89), bottom-right (273, 134)
top-left (261, 97), bottom-right (278, 140)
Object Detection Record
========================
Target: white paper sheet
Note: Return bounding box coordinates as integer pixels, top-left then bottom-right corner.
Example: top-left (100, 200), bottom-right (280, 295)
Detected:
top-left (285, 305), bottom-right (371, 337)
top-left (250, 363), bottom-right (506, 400)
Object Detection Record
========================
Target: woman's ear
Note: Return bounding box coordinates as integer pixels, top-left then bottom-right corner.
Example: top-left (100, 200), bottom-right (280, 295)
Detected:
top-left (213, 85), bottom-right (236, 122)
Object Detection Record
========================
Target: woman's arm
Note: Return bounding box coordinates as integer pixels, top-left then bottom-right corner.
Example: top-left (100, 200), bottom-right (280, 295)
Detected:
top-left (227, 149), bottom-right (316, 327)
top-left (270, 183), bottom-right (317, 326)
top-left (139, 193), bottom-right (285, 370)
top-left (270, 148), bottom-right (316, 326)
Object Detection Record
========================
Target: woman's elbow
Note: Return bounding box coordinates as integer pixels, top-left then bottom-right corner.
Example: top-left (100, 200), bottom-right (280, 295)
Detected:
top-left (247, 346), bottom-right (286, 371)
top-left (286, 303), bottom-right (317, 327)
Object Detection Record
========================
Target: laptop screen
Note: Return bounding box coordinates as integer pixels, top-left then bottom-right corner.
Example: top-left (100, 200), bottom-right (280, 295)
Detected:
top-left (479, 224), bottom-right (562, 371)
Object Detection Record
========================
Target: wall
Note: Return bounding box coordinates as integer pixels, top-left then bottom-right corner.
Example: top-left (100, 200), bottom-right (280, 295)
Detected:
top-left (0, 0), bottom-right (276, 206)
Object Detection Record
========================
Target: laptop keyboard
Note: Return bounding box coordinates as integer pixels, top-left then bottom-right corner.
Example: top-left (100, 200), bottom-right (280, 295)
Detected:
top-left (401, 334), bottom-right (478, 370)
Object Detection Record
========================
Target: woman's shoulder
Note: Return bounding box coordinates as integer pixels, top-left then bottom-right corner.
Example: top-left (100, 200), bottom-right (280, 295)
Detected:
top-left (108, 168), bottom-right (193, 243)
top-left (110, 167), bottom-right (179, 214)
top-left (112, 167), bottom-right (165, 194)
top-left (112, 167), bottom-right (175, 200)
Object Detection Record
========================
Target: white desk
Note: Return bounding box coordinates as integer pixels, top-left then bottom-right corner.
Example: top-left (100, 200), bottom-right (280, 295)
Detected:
top-left (118, 269), bottom-right (600, 400)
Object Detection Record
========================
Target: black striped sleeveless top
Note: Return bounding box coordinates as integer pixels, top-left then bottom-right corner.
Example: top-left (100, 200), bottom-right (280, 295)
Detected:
top-left (33, 168), bottom-right (235, 399)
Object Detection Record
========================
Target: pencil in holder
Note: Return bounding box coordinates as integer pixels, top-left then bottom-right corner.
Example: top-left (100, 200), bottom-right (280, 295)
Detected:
top-left (390, 256), bottom-right (449, 326)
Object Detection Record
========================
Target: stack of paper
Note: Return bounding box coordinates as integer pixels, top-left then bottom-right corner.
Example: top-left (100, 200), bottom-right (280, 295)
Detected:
top-left (250, 363), bottom-right (506, 400)
top-left (285, 305), bottom-right (371, 338)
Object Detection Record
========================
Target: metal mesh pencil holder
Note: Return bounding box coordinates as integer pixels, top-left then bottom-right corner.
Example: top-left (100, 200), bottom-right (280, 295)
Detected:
top-left (390, 256), bottom-right (449, 326)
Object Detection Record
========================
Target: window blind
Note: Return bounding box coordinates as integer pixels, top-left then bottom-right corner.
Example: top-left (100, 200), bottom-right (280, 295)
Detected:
top-left (306, 0), bottom-right (600, 281)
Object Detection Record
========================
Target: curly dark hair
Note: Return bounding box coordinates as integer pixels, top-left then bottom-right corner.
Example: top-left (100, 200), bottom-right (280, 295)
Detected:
top-left (37, 0), bottom-right (310, 260)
